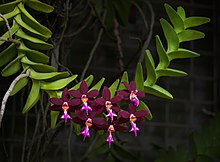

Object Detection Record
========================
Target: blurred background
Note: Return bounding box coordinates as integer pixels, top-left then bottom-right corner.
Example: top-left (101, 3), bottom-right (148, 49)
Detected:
top-left (0, 0), bottom-right (219, 161)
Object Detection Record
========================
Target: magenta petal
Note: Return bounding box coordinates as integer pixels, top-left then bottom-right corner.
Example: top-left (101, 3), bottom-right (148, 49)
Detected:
top-left (75, 109), bottom-right (87, 121)
top-left (134, 110), bottom-right (148, 118)
top-left (130, 81), bottom-right (136, 90)
top-left (122, 82), bottom-right (131, 91)
top-left (95, 98), bottom-right (105, 106)
top-left (69, 98), bottom-right (81, 106)
top-left (50, 98), bottom-right (63, 105)
top-left (62, 88), bottom-right (70, 101)
top-left (137, 91), bottom-right (145, 98)
top-left (118, 111), bottom-right (130, 118)
top-left (93, 118), bottom-right (106, 126)
top-left (48, 105), bottom-right (62, 111)
top-left (111, 95), bottom-right (123, 104)
top-left (112, 105), bottom-right (120, 112)
top-left (80, 81), bottom-right (88, 94)
top-left (102, 87), bottom-right (110, 100)
top-left (87, 90), bottom-right (99, 98)
top-left (69, 90), bottom-right (81, 98)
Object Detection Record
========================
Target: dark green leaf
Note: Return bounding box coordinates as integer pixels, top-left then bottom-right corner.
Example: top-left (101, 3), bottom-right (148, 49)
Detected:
top-left (109, 79), bottom-right (120, 98)
top-left (25, 0), bottom-right (54, 13)
top-left (145, 50), bottom-right (156, 86)
top-left (0, 7), bottom-right (20, 25)
top-left (168, 48), bottom-right (200, 60)
top-left (137, 101), bottom-right (152, 120)
top-left (50, 111), bottom-right (59, 128)
top-left (156, 68), bottom-right (187, 78)
top-left (70, 75), bottom-right (94, 90)
top-left (90, 77), bottom-right (105, 91)
top-left (178, 30), bottom-right (205, 42)
top-left (0, 43), bottom-right (16, 67)
top-left (144, 84), bottom-right (173, 99)
top-left (184, 17), bottom-right (210, 29)
top-left (10, 77), bottom-right (29, 96)
top-left (118, 71), bottom-right (129, 90)
top-left (135, 63), bottom-right (144, 91)
top-left (30, 69), bottom-right (69, 80)
top-left (0, 0), bottom-right (22, 14)
top-left (177, 6), bottom-right (186, 20)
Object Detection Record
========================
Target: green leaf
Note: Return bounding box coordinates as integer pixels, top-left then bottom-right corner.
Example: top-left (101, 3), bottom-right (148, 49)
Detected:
top-left (22, 79), bottom-right (40, 113)
top-left (90, 77), bottom-right (105, 91)
top-left (178, 30), bottom-right (205, 42)
top-left (40, 75), bottom-right (78, 90)
top-left (135, 63), bottom-right (144, 91)
top-left (14, 14), bottom-right (49, 41)
top-left (155, 35), bottom-right (169, 69)
top-left (177, 6), bottom-right (186, 20)
top-left (145, 50), bottom-right (156, 86)
top-left (184, 17), bottom-right (210, 29)
top-left (0, 43), bottom-right (17, 67)
top-left (0, 0), bottom-right (22, 14)
top-left (30, 69), bottom-right (69, 80)
top-left (25, 0), bottom-right (54, 13)
top-left (160, 18), bottom-right (179, 52)
top-left (0, 6), bottom-right (20, 24)
top-left (118, 71), bottom-right (129, 90)
top-left (109, 79), bottom-right (120, 98)
top-left (144, 84), bottom-right (173, 99)
top-left (73, 122), bottom-right (81, 135)
top-left (156, 68), bottom-right (187, 78)
top-left (50, 111), bottom-right (59, 128)
top-left (168, 48), bottom-right (200, 60)
top-left (18, 42), bottom-right (49, 64)
top-left (137, 101), bottom-right (153, 120)
top-left (10, 77), bottom-right (29, 96)
top-left (1, 54), bottom-right (25, 77)
top-left (15, 28), bottom-right (54, 50)
top-left (21, 56), bottom-right (56, 72)
top-left (164, 3), bottom-right (184, 33)
top-left (70, 75), bottom-right (94, 90)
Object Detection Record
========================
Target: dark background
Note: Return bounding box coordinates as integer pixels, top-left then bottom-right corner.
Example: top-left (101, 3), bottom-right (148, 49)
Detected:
top-left (0, 0), bottom-right (219, 161)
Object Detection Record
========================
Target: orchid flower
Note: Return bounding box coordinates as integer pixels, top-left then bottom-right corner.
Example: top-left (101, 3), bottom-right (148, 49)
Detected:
top-left (49, 88), bottom-right (74, 124)
top-left (69, 81), bottom-right (99, 115)
top-left (95, 87), bottom-right (122, 122)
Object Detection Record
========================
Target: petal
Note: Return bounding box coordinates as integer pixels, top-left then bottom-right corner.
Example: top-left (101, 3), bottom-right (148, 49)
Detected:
top-left (69, 90), bottom-right (81, 98)
top-left (48, 105), bottom-right (62, 111)
top-left (87, 90), bottom-right (99, 98)
top-left (122, 82), bottom-right (131, 91)
top-left (88, 110), bottom-right (96, 118)
top-left (75, 109), bottom-right (87, 121)
top-left (93, 105), bottom-right (104, 114)
top-left (134, 110), bottom-right (148, 117)
top-left (71, 117), bottom-right (84, 124)
top-left (115, 117), bottom-right (129, 124)
top-left (80, 81), bottom-right (88, 94)
top-left (110, 95), bottom-right (123, 104)
top-left (137, 91), bottom-right (145, 98)
top-left (137, 117), bottom-right (144, 123)
top-left (115, 125), bottom-right (128, 131)
top-left (93, 118), bottom-right (106, 126)
top-left (69, 98), bottom-right (81, 106)
top-left (62, 88), bottom-right (70, 101)
top-left (117, 90), bottom-right (130, 98)
top-left (130, 81), bottom-right (136, 90)
top-left (112, 105), bottom-right (120, 112)
top-left (128, 103), bottom-right (136, 114)
top-left (95, 98), bottom-right (105, 106)
top-left (118, 111), bottom-right (130, 118)
top-left (50, 98), bottom-right (63, 105)
top-left (102, 87), bottom-right (110, 101)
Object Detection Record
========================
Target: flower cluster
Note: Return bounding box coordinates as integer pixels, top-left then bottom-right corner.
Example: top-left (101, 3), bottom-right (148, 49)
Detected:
top-left (49, 81), bottom-right (149, 146)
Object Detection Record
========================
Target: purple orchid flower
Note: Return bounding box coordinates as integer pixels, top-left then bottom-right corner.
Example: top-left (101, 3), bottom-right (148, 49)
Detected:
top-left (95, 86), bottom-right (123, 122)
top-left (118, 109), bottom-right (148, 136)
top-left (69, 81), bottom-right (99, 115)
top-left (117, 81), bottom-right (145, 109)
top-left (72, 109), bottom-right (106, 140)
top-left (49, 88), bottom-right (74, 124)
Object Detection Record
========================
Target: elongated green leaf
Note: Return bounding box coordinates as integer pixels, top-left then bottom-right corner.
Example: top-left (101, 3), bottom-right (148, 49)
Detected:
top-left (17, 3), bottom-right (52, 37)
top-left (178, 30), bottom-right (205, 42)
top-left (177, 6), bottom-right (186, 20)
top-left (137, 100), bottom-right (153, 120)
top-left (156, 68), bottom-right (187, 78)
top-left (168, 48), bottom-right (200, 60)
top-left (50, 111), bottom-right (59, 128)
top-left (41, 75), bottom-right (78, 90)
top-left (10, 77), bottom-right (29, 96)
top-left (109, 79), bottom-right (120, 98)
top-left (22, 79), bottom-right (40, 113)
top-left (1, 54), bottom-right (25, 77)
top-left (160, 18), bottom-right (179, 52)
top-left (135, 63), bottom-right (144, 91)
top-left (70, 75), bottom-right (94, 90)
top-left (18, 42), bottom-right (49, 63)
top-left (164, 3), bottom-right (184, 33)
top-left (14, 14), bottom-right (49, 41)
top-left (0, 43), bottom-right (16, 67)
top-left (0, 6), bottom-right (20, 23)
top-left (90, 77), bottom-right (105, 91)
top-left (144, 84), bottom-right (173, 99)
top-left (145, 50), bottom-right (156, 86)
top-left (30, 69), bottom-right (69, 80)
top-left (15, 29), bottom-right (54, 50)
top-left (0, 20), bottom-right (20, 45)
top-left (0, 0), bottom-right (22, 14)
top-left (25, 0), bottom-right (54, 13)
top-left (118, 71), bottom-right (129, 90)
top-left (155, 35), bottom-right (169, 69)
top-left (21, 56), bottom-right (56, 72)
top-left (184, 17), bottom-right (210, 29)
